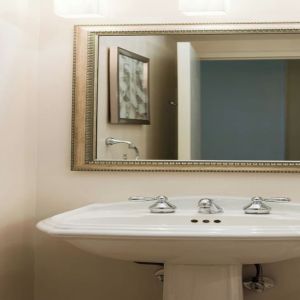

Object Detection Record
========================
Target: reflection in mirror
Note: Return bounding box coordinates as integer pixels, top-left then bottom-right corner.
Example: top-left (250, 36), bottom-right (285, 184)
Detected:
top-left (96, 34), bottom-right (300, 161)
top-left (199, 59), bottom-right (299, 161)
top-left (97, 35), bottom-right (180, 160)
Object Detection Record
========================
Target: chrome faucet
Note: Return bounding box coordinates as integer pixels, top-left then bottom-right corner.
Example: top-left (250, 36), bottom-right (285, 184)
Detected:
top-left (244, 197), bottom-right (271, 214)
top-left (149, 196), bottom-right (176, 214)
top-left (244, 196), bottom-right (291, 214)
top-left (105, 137), bottom-right (140, 160)
top-left (198, 198), bottom-right (223, 214)
top-left (128, 195), bottom-right (176, 213)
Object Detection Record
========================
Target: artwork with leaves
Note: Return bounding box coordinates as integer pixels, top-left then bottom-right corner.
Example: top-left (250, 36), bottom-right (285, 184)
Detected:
top-left (109, 47), bottom-right (150, 124)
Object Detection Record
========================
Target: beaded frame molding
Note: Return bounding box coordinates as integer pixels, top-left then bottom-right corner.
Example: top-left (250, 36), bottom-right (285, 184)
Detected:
top-left (72, 22), bottom-right (300, 172)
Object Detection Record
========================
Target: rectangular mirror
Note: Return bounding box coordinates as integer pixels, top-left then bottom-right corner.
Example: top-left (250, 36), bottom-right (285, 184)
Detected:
top-left (72, 23), bottom-right (300, 172)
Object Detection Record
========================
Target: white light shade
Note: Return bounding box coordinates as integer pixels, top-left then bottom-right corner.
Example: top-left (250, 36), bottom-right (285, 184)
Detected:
top-left (179, 0), bottom-right (227, 15)
top-left (54, 0), bottom-right (106, 18)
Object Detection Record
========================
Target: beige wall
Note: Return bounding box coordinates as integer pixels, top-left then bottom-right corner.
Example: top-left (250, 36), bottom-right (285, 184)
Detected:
top-left (32, 1), bottom-right (300, 300)
top-left (97, 35), bottom-right (177, 160)
top-left (0, 0), bottom-right (39, 299)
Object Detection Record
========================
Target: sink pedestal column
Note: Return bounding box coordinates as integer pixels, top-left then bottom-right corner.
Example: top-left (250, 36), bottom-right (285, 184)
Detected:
top-left (163, 264), bottom-right (243, 300)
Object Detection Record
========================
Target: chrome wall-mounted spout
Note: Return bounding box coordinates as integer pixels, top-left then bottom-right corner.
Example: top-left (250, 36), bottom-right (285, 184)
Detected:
top-left (105, 137), bottom-right (140, 160)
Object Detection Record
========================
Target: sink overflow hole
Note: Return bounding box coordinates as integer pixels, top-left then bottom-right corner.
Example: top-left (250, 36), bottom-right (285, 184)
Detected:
top-left (191, 219), bottom-right (198, 223)
top-left (214, 220), bottom-right (221, 223)
top-left (203, 220), bottom-right (210, 223)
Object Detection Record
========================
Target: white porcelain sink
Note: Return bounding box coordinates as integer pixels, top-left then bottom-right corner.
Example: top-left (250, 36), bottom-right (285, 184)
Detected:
top-left (37, 196), bottom-right (300, 265)
top-left (37, 196), bottom-right (300, 300)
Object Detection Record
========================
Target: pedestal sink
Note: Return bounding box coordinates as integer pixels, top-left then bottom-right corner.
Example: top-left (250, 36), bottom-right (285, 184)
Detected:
top-left (37, 196), bottom-right (300, 300)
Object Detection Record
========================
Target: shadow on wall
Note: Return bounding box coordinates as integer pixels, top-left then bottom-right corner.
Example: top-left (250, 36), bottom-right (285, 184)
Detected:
top-left (243, 259), bottom-right (300, 300)
top-left (35, 233), bottom-right (163, 300)
top-left (0, 223), bottom-right (34, 300)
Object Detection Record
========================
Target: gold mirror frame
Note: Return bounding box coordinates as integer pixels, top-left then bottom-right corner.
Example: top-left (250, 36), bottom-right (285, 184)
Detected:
top-left (72, 22), bottom-right (300, 173)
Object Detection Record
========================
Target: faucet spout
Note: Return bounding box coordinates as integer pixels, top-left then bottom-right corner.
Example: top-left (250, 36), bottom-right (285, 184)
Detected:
top-left (128, 144), bottom-right (140, 160)
top-left (198, 198), bottom-right (223, 214)
top-left (105, 137), bottom-right (140, 160)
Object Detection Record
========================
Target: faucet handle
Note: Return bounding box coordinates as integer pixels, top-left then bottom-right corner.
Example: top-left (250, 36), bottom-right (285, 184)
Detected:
top-left (128, 196), bottom-right (156, 201)
top-left (263, 197), bottom-right (291, 203)
top-left (149, 196), bottom-right (176, 214)
top-left (244, 196), bottom-right (271, 214)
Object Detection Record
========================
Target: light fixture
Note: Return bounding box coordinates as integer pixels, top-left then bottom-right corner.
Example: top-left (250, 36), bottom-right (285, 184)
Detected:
top-left (179, 0), bottom-right (228, 16)
top-left (54, 0), bottom-right (106, 18)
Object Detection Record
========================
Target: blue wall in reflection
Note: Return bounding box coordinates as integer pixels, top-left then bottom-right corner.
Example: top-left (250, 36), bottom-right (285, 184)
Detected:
top-left (200, 60), bottom-right (286, 160)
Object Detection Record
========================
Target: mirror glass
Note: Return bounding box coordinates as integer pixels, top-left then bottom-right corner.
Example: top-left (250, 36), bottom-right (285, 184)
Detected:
top-left (96, 33), bottom-right (300, 161)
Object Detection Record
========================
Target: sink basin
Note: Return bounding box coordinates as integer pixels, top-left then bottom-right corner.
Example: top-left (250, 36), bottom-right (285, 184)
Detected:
top-left (37, 196), bottom-right (300, 300)
top-left (37, 196), bottom-right (300, 265)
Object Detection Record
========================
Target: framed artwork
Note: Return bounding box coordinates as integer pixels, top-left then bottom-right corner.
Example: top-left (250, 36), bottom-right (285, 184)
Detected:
top-left (109, 47), bottom-right (150, 124)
